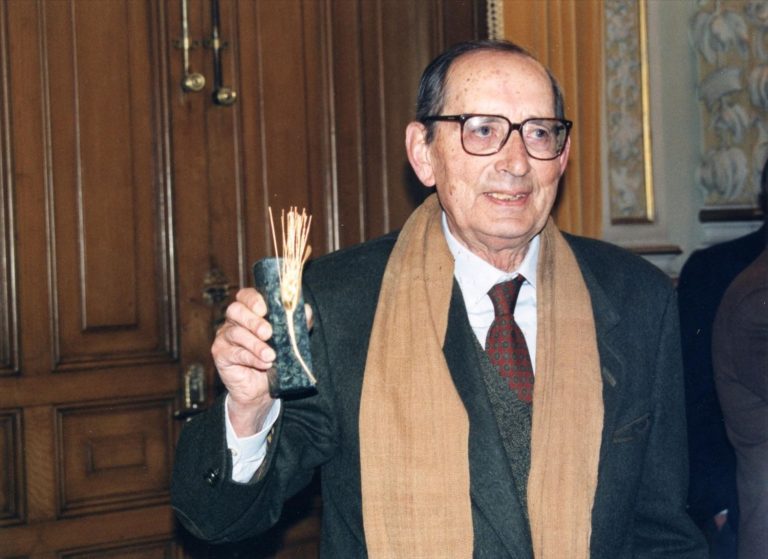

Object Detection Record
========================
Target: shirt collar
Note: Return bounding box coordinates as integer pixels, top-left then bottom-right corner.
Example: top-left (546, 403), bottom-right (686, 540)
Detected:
top-left (442, 211), bottom-right (539, 308)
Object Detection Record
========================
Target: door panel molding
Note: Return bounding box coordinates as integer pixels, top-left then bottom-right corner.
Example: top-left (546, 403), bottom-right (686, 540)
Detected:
top-left (56, 396), bottom-right (175, 518)
top-left (0, 408), bottom-right (24, 527)
top-left (42, 1), bottom-right (177, 368)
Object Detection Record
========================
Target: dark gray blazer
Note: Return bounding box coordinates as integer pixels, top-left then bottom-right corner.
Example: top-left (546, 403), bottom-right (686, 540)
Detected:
top-left (172, 231), bottom-right (707, 558)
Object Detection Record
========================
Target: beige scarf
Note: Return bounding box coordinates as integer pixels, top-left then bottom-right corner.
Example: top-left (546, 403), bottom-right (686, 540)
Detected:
top-left (359, 194), bottom-right (603, 558)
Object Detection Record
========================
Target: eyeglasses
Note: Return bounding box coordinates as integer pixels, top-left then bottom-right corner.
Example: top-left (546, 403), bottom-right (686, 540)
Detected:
top-left (421, 114), bottom-right (573, 160)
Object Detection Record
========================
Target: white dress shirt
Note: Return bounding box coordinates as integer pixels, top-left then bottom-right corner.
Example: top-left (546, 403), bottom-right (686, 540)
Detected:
top-left (443, 212), bottom-right (539, 365)
top-left (226, 211), bottom-right (540, 482)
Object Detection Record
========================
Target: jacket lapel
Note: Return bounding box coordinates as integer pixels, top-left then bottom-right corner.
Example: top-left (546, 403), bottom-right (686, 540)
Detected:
top-left (572, 252), bottom-right (625, 456)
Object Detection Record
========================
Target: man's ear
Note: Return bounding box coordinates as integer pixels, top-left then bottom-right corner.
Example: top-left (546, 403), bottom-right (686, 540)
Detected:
top-left (405, 121), bottom-right (436, 187)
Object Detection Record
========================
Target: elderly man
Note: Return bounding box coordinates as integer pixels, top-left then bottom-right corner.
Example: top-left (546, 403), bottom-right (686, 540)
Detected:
top-left (172, 40), bottom-right (706, 558)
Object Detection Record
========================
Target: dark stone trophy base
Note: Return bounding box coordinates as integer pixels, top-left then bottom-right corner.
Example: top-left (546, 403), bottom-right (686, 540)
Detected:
top-left (252, 258), bottom-right (316, 399)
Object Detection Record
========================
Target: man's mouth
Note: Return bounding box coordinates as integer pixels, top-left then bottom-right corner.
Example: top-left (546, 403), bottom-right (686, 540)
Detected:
top-left (486, 192), bottom-right (528, 201)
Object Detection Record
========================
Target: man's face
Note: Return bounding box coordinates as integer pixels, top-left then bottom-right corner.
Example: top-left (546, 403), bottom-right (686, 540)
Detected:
top-left (411, 51), bottom-right (569, 266)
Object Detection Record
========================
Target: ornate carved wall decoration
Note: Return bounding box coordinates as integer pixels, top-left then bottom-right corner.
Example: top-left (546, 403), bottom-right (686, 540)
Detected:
top-left (691, 0), bottom-right (768, 210)
top-left (605, 0), bottom-right (655, 223)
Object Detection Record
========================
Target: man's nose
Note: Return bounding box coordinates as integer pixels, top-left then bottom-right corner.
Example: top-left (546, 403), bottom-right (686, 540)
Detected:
top-left (494, 130), bottom-right (531, 176)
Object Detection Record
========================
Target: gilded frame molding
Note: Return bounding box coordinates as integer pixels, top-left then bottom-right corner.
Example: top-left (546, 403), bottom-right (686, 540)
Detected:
top-left (605, 0), bottom-right (655, 224)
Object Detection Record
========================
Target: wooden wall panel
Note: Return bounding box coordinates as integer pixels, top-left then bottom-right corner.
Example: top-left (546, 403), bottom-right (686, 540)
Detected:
top-left (298, 0), bottom-right (334, 261)
top-left (332, 0), bottom-right (431, 245)
top-left (201, 0), bottom-right (332, 297)
top-left (328, 0), bottom-right (486, 249)
top-left (440, 0), bottom-right (487, 47)
top-left (1, 505), bottom-right (176, 556)
top-left (326, 0), bottom-right (364, 249)
top-left (57, 398), bottom-right (174, 517)
top-left (0, 0), bottom-right (18, 378)
top-left (164, 0), bottom-right (221, 373)
top-left (22, 404), bottom-right (57, 523)
top-left (235, 0), bottom-right (331, 276)
top-left (61, 538), bottom-right (174, 559)
top-left (194, 0), bottom-right (246, 295)
top-left (43, 1), bottom-right (175, 368)
top-left (0, 408), bottom-right (24, 526)
top-left (5, 0), bottom-right (54, 384)
top-left (377, 0), bottom-right (435, 232)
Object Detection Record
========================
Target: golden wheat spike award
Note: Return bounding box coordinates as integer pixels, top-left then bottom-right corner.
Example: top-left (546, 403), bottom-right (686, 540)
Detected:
top-left (252, 207), bottom-right (316, 398)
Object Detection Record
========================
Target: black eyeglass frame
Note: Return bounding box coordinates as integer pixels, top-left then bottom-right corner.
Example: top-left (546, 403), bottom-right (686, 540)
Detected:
top-left (421, 114), bottom-right (573, 160)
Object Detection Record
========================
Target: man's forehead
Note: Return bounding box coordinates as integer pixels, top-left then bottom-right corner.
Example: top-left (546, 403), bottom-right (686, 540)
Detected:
top-left (443, 51), bottom-right (552, 108)
top-left (448, 51), bottom-right (546, 85)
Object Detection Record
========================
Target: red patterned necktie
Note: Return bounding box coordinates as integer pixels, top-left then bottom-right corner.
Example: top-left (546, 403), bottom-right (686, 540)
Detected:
top-left (485, 276), bottom-right (534, 404)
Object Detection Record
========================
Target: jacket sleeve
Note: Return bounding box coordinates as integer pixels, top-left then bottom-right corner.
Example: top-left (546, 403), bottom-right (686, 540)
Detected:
top-left (170, 289), bottom-right (338, 544)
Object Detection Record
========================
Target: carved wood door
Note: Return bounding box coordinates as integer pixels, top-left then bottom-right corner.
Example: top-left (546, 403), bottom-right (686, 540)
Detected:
top-left (0, 0), bottom-right (484, 556)
top-left (1, 1), bottom-right (198, 555)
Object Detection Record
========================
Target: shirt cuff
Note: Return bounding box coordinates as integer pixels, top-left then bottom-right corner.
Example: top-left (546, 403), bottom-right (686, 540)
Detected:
top-left (225, 394), bottom-right (281, 483)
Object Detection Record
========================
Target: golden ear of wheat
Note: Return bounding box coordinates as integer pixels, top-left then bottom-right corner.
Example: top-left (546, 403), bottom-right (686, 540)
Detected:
top-left (268, 206), bottom-right (313, 311)
top-left (267, 206), bottom-right (316, 384)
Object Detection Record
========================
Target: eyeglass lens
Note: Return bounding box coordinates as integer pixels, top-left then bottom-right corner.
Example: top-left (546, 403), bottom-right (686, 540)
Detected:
top-left (462, 116), bottom-right (568, 159)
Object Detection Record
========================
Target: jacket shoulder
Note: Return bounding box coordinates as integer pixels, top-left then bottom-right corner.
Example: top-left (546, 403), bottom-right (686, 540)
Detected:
top-left (564, 233), bottom-right (674, 296)
top-left (303, 231), bottom-right (397, 293)
top-left (678, 227), bottom-right (765, 288)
